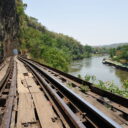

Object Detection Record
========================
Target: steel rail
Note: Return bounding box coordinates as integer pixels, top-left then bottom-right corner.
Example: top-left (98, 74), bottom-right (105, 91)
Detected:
top-left (19, 57), bottom-right (122, 128)
top-left (0, 58), bottom-right (13, 91)
top-left (25, 57), bottom-right (128, 119)
top-left (24, 58), bottom-right (128, 108)
top-left (20, 58), bottom-right (86, 128)
top-left (22, 57), bottom-right (128, 108)
top-left (0, 61), bottom-right (17, 128)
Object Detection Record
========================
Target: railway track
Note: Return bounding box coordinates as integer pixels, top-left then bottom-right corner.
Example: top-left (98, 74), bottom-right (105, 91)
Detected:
top-left (23, 58), bottom-right (128, 106)
top-left (19, 57), bottom-right (128, 115)
top-left (19, 56), bottom-right (128, 128)
top-left (0, 58), bottom-right (17, 128)
top-left (0, 56), bottom-right (127, 128)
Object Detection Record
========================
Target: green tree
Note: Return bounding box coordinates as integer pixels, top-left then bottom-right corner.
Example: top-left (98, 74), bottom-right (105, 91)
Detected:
top-left (109, 48), bottom-right (116, 58)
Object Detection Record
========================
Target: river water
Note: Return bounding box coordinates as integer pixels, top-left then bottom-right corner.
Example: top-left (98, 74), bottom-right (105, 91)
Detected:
top-left (68, 55), bottom-right (128, 87)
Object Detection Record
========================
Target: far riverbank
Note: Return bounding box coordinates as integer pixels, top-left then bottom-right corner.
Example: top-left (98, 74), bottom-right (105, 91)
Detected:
top-left (103, 58), bottom-right (128, 71)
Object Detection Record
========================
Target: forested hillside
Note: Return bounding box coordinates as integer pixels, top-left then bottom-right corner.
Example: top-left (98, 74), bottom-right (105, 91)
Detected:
top-left (16, 0), bottom-right (92, 72)
top-left (95, 43), bottom-right (128, 49)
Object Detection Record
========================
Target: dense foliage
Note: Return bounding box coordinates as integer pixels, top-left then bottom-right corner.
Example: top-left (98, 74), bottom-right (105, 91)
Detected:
top-left (109, 45), bottom-right (128, 65)
top-left (16, 0), bottom-right (93, 72)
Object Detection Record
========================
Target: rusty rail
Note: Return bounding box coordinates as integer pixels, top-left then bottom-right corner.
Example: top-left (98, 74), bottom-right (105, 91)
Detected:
top-left (0, 59), bottom-right (17, 128)
top-left (20, 56), bottom-right (128, 108)
top-left (0, 58), bottom-right (13, 92)
top-left (19, 57), bottom-right (122, 128)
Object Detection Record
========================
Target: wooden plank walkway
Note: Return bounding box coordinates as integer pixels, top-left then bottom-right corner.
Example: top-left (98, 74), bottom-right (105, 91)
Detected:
top-left (16, 58), bottom-right (62, 128)
top-left (26, 77), bottom-right (61, 128)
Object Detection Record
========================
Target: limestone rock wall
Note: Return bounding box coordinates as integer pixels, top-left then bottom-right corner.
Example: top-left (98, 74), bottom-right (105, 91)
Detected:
top-left (0, 0), bottom-right (19, 57)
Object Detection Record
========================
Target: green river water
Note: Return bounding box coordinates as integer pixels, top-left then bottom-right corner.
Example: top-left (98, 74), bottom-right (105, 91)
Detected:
top-left (68, 56), bottom-right (128, 87)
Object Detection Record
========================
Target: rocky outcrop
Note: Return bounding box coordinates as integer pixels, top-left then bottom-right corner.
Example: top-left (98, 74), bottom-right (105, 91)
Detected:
top-left (0, 0), bottom-right (19, 57)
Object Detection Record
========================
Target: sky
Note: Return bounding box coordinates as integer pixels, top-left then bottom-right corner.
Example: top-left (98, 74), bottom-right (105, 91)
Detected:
top-left (23, 0), bottom-right (128, 46)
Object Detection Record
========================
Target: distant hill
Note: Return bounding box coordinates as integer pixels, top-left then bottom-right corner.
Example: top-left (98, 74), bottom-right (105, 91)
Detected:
top-left (94, 43), bottom-right (128, 48)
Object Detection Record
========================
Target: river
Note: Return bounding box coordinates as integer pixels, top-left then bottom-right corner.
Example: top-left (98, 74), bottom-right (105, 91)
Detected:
top-left (68, 55), bottom-right (128, 87)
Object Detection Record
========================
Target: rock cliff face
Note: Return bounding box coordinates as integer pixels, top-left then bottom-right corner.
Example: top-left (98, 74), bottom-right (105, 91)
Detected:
top-left (0, 0), bottom-right (19, 57)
